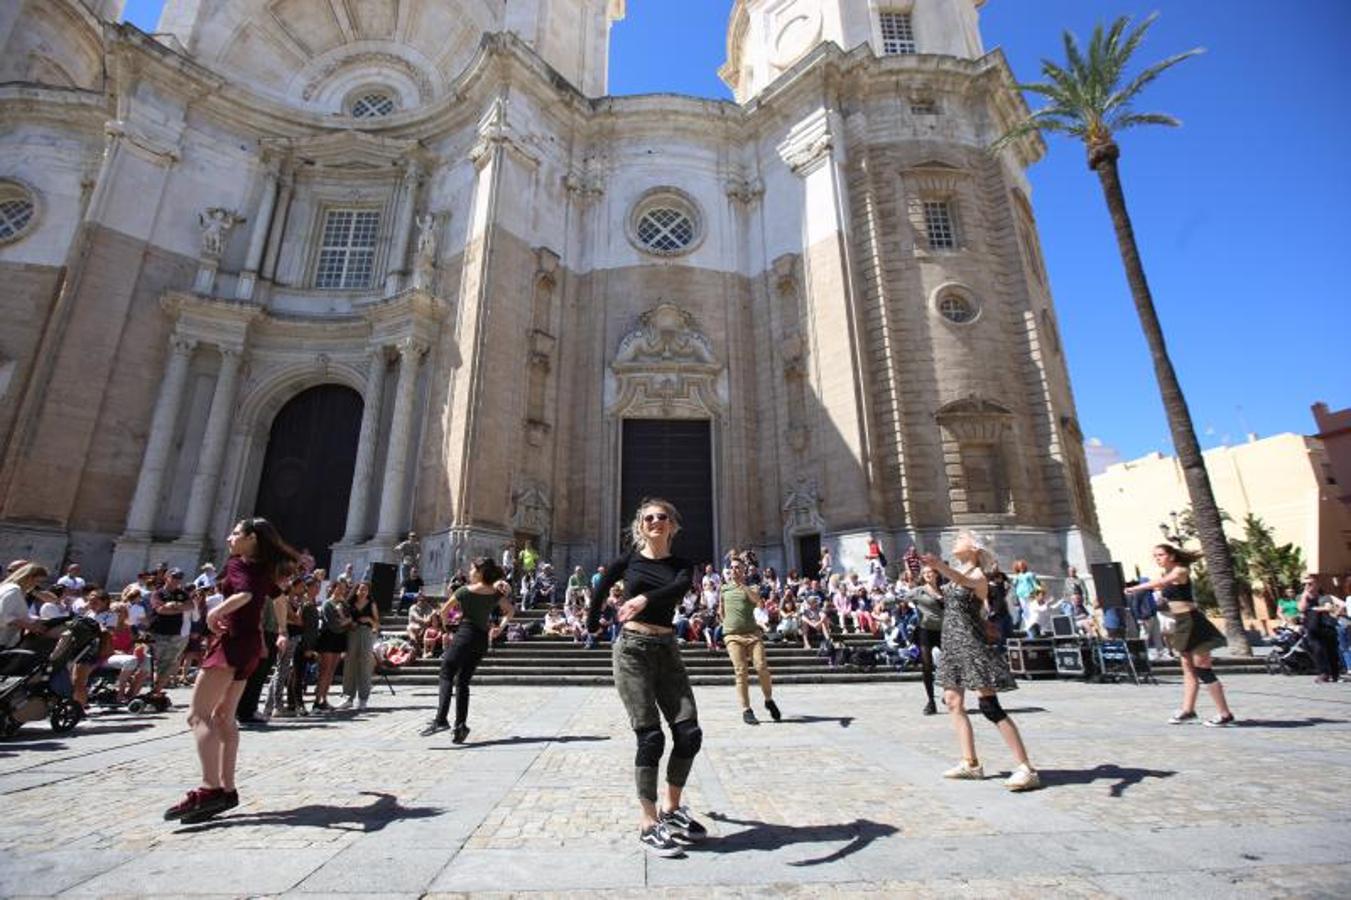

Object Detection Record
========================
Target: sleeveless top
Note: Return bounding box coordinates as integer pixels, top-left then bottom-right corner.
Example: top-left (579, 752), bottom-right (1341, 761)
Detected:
top-left (455, 586), bottom-right (499, 631)
top-left (1161, 581), bottom-right (1194, 604)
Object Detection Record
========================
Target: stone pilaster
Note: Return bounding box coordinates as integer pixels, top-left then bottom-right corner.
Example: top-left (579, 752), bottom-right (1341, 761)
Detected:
top-left (374, 338), bottom-right (426, 542)
top-left (340, 347), bottom-right (389, 544)
top-left (179, 347), bottom-right (244, 541)
top-left (121, 335), bottom-right (197, 538)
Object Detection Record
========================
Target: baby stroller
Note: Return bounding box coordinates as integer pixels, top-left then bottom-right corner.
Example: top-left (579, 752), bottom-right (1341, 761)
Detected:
top-left (1265, 626), bottom-right (1315, 676)
top-left (0, 616), bottom-right (101, 737)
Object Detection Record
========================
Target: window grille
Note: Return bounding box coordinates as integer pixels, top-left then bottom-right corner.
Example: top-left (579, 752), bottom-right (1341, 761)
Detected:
top-left (351, 92), bottom-right (396, 118)
top-left (636, 207), bottom-right (696, 254)
top-left (0, 197), bottom-right (34, 241)
top-left (938, 294), bottom-right (976, 324)
top-left (923, 200), bottom-right (956, 250)
top-left (880, 12), bottom-right (916, 55)
top-left (315, 209), bottom-right (380, 289)
top-left (910, 98), bottom-right (939, 115)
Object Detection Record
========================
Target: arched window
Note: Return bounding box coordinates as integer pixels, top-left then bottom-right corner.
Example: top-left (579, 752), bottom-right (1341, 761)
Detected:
top-left (349, 91), bottom-right (397, 119)
top-left (628, 189), bottom-right (704, 257)
top-left (0, 180), bottom-right (39, 245)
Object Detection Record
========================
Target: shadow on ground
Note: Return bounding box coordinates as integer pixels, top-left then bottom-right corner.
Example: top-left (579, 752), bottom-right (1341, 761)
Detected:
top-left (702, 812), bottom-right (897, 865)
top-left (175, 791), bottom-right (441, 834)
top-left (1235, 717), bottom-right (1346, 729)
top-left (433, 735), bottom-right (610, 750)
top-left (1036, 764), bottom-right (1177, 797)
top-left (778, 715), bottom-right (854, 728)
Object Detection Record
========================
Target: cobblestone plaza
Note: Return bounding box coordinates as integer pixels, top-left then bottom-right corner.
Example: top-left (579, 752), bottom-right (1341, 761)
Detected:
top-left (1, 676), bottom-right (1348, 898)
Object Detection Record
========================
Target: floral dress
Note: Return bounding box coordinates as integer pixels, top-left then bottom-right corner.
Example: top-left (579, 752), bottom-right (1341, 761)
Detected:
top-left (937, 583), bottom-right (1017, 693)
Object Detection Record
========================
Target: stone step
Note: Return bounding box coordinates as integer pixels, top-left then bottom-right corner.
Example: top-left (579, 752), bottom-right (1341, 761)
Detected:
top-left (375, 671), bottom-right (919, 687)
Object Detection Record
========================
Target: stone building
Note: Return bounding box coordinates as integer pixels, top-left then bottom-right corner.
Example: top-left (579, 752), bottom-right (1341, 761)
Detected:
top-left (0, 0), bottom-right (1104, 588)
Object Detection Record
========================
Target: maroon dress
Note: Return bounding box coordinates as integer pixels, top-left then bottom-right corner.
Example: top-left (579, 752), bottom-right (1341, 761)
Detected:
top-left (201, 556), bottom-right (276, 681)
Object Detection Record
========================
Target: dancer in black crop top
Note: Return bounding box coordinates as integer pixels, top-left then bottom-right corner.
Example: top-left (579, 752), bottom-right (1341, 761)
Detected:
top-left (594, 499), bottom-right (707, 858)
top-left (1126, 543), bottom-right (1235, 727)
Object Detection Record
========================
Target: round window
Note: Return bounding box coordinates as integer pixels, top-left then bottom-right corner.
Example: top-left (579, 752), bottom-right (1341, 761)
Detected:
top-left (0, 181), bottom-right (38, 245)
top-left (350, 91), bottom-right (396, 119)
top-left (938, 295), bottom-right (975, 323)
top-left (628, 189), bottom-right (704, 258)
top-left (930, 285), bottom-right (982, 326)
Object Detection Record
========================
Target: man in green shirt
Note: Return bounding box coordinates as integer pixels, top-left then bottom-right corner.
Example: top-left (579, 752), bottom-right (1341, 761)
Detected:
top-left (720, 558), bottom-right (782, 725)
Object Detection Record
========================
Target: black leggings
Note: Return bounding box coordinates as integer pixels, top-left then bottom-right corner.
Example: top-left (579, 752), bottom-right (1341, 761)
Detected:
top-left (1308, 627), bottom-right (1342, 679)
top-left (436, 625), bottom-right (489, 726)
top-left (918, 628), bottom-right (941, 703)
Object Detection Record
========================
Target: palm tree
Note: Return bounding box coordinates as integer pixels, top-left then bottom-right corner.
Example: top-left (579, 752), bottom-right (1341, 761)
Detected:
top-left (993, 14), bottom-right (1250, 654)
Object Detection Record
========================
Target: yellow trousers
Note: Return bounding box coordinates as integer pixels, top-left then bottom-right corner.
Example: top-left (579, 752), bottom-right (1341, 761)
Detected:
top-left (724, 633), bottom-right (773, 709)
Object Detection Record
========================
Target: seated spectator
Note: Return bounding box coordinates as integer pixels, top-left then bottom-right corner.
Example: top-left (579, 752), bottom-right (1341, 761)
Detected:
top-left (1277, 588), bottom-right (1301, 626)
top-left (776, 595), bottom-right (800, 643)
top-left (422, 613), bottom-right (446, 658)
top-left (407, 593), bottom-right (437, 649)
top-left (104, 602), bottom-right (151, 701)
top-left (566, 566), bottom-right (589, 607)
top-left (542, 605), bottom-right (570, 637)
top-left (800, 595), bottom-right (830, 649)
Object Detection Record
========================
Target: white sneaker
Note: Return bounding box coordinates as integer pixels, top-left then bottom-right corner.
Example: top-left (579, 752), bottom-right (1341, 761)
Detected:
top-left (942, 761), bottom-right (984, 780)
top-left (338, 697), bottom-right (354, 710)
top-left (1005, 764), bottom-right (1041, 792)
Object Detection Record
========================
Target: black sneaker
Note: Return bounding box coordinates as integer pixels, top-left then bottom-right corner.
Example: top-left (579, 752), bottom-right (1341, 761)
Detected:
top-left (179, 788), bottom-right (238, 824)
top-left (452, 724), bottom-right (471, 744)
top-left (923, 700), bottom-right (938, 716)
top-left (765, 699), bottom-right (781, 722)
top-left (640, 822), bottom-right (684, 858)
top-left (421, 720), bottom-right (450, 737)
top-left (660, 805), bottom-right (708, 844)
top-left (1203, 714), bottom-right (1237, 728)
top-left (742, 708), bottom-right (759, 725)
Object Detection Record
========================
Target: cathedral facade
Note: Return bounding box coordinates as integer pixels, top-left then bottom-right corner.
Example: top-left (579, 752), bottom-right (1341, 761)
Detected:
top-left (0, 0), bottom-right (1105, 587)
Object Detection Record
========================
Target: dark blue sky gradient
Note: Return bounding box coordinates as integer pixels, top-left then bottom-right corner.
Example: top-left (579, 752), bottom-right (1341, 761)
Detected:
top-left (120, 0), bottom-right (1350, 461)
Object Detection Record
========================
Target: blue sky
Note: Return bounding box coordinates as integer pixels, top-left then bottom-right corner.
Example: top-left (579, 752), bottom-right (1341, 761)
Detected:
top-left (121, 1), bottom-right (1349, 463)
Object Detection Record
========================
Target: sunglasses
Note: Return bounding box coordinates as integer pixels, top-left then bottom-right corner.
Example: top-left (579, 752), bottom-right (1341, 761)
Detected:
top-left (642, 513), bottom-right (670, 523)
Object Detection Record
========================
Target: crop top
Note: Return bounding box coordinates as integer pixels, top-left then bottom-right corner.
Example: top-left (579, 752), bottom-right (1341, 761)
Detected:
top-left (1161, 581), bottom-right (1194, 604)
top-left (587, 550), bottom-right (692, 632)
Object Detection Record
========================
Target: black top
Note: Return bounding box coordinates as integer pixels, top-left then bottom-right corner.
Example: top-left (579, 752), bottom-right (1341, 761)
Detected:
top-left (402, 576), bottom-right (424, 595)
top-left (349, 598), bottom-right (379, 628)
top-left (588, 549), bottom-right (692, 632)
top-left (1161, 581), bottom-right (1194, 604)
top-left (149, 587), bottom-right (189, 636)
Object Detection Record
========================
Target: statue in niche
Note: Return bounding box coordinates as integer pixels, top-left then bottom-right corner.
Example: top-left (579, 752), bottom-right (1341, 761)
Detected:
top-left (412, 213), bottom-right (438, 290)
top-left (198, 207), bottom-right (242, 259)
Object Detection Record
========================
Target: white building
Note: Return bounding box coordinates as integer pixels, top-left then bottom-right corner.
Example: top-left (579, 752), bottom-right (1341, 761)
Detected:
top-left (0, 0), bottom-right (1104, 587)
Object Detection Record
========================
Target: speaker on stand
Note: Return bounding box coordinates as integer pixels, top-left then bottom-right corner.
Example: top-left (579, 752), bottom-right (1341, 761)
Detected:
top-left (369, 562), bottom-right (397, 614)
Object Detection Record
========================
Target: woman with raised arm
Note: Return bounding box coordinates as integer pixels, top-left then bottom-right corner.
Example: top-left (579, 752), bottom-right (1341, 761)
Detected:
top-left (420, 556), bottom-right (512, 743)
top-left (923, 533), bottom-right (1040, 792)
top-left (589, 499), bottom-right (704, 858)
top-left (165, 518), bottom-right (297, 823)
top-left (1125, 544), bottom-right (1235, 726)
top-left (907, 565), bottom-right (945, 716)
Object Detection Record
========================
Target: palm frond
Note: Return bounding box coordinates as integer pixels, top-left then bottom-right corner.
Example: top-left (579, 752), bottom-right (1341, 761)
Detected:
top-left (1111, 112), bottom-right (1183, 130)
top-left (1109, 48), bottom-right (1205, 113)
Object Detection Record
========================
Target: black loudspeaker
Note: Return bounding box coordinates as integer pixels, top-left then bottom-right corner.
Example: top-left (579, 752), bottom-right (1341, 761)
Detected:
top-left (369, 563), bottom-right (397, 613)
top-left (1090, 562), bottom-right (1127, 609)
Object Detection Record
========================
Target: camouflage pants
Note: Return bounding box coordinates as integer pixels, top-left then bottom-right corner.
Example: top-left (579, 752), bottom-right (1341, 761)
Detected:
top-left (612, 630), bottom-right (697, 731)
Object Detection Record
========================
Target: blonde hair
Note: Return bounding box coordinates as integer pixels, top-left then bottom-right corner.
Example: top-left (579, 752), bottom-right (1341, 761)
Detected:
top-left (3, 562), bottom-right (48, 586)
top-left (628, 498), bottom-right (681, 550)
top-left (957, 531), bottom-right (997, 573)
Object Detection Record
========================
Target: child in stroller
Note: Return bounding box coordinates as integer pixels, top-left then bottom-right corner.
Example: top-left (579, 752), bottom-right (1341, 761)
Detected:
top-left (0, 613), bottom-right (102, 736)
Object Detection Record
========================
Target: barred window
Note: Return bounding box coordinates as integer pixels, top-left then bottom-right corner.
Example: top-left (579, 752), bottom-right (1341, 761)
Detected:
top-left (350, 92), bottom-right (396, 119)
top-left (315, 209), bottom-right (380, 289)
top-left (910, 98), bottom-right (939, 116)
top-left (0, 181), bottom-right (37, 244)
top-left (938, 294), bottom-right (976, 324)
top-left (880, 12), bottom-right (916, 56)
top-left (636, 207), bottom-right (696, 254)
top-left (923, 200), bottom-right (956, 250)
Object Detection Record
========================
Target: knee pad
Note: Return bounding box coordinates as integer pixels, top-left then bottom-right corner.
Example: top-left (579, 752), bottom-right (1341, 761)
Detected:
top-left (1195, 667), bottom-right (1219, 685)
top-left (978, 695), bottom-right (1008, 724)
top-left (634, 726), bottom-right (665, 769)
top-left (671, 719), bottom-right (703, 759)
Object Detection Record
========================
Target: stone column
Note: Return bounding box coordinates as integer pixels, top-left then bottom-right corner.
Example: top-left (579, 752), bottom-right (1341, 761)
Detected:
top-left (261, 175), bottom-right (293, 282)
top-left (374, 339), bottom-right (425, 541)
top-left (340, 346), bottom-right (389, 544)
top-left (122, 336), bottom-right (197, 538)
top-left (236, 167), bottom-right (279, 300)
top-left (384, 161), bottom-right (421, 296)
top-left (179, 347), bottom-right (244, 541)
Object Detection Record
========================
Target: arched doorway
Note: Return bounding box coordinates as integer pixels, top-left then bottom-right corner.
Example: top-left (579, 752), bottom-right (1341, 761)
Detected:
top-left (254, 385), bottom-right (363, 570)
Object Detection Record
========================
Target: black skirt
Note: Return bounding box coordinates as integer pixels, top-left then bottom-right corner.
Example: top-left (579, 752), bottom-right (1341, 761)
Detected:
top-left (317, 629), bottom-right (348, 654)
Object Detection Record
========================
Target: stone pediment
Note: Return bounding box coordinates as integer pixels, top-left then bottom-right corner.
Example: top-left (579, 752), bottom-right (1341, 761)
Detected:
top-left (936, 397), bottom-right (1013, 418)
top-left (262, 131), bottom-right (424, 169)
top-left (608, 304), bottom-right (724, 419)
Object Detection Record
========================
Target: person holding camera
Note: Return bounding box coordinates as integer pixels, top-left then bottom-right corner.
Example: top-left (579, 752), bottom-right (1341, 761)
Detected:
top-left (720, 556), bottom-right (781, 726)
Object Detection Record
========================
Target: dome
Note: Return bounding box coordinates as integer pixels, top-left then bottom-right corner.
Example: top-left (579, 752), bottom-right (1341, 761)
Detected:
top-left (156, 0), bottom-right (503, 114)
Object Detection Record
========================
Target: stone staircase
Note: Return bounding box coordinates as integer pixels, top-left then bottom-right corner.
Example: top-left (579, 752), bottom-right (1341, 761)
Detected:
top-left (373, 608), bottom-right (1268, 688)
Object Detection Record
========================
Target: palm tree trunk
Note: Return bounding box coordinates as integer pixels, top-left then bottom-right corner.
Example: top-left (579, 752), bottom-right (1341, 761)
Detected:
top-left (1091, 146), bottom-right (1250, 655)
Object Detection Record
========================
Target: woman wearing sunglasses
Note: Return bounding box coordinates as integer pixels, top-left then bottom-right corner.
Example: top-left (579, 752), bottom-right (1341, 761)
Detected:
top-left (589, 498), bottom-right (702, 858)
